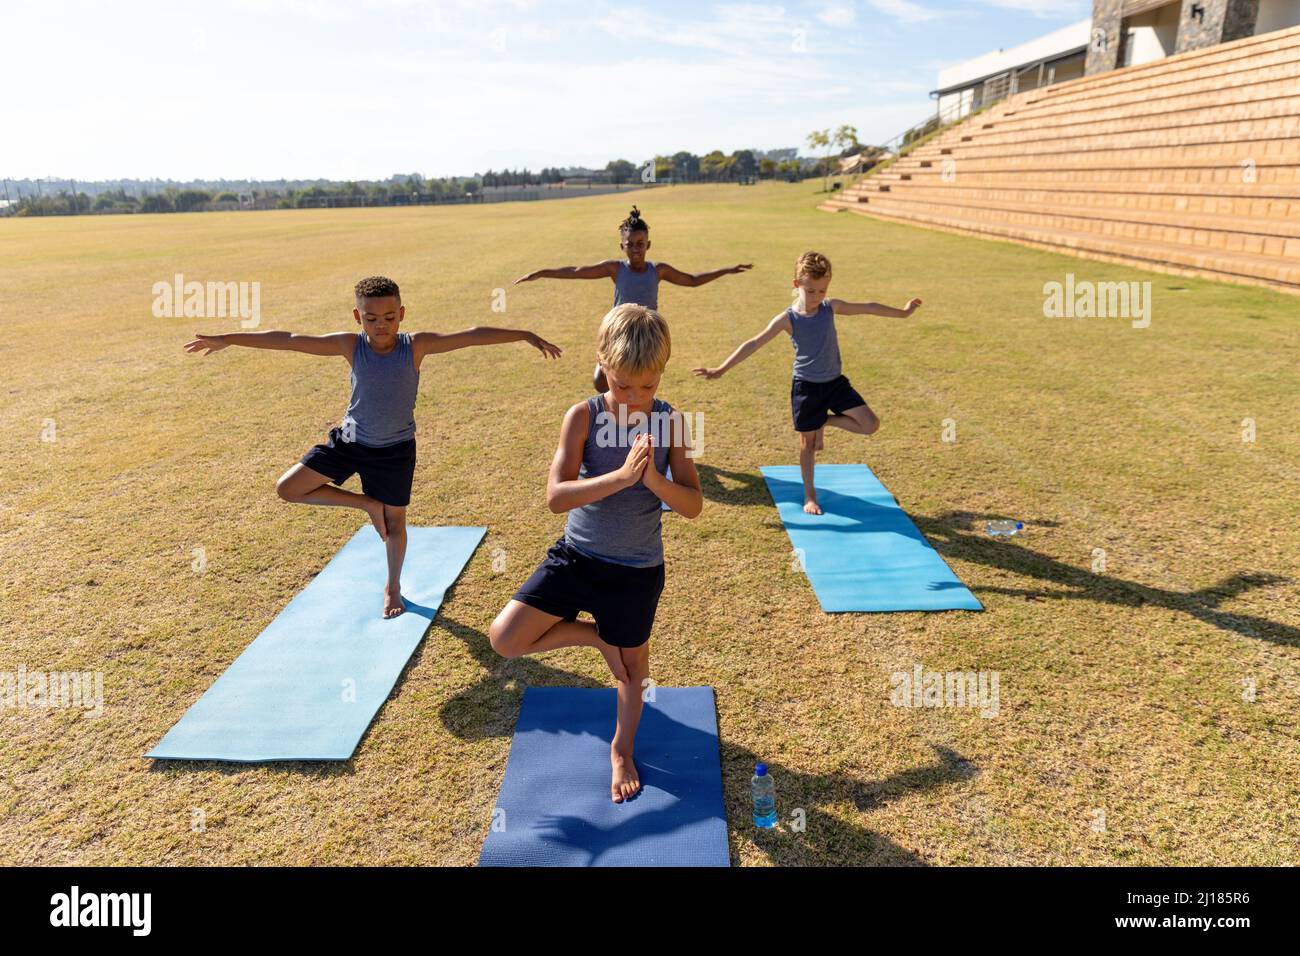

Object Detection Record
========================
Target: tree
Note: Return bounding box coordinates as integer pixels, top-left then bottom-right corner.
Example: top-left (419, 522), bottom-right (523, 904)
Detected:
top-left (671, 151), bottom-right (699, 181)
top-left (731, 149), bottom-right (757, 179)
top-left (606, 159), bottom-right (636, 184)
top-left (173, 189), bottom-right (212, 212)
top-left (807, 128), bottom-right (832, 192)
top-left (140, 193), bottom-right (174, 214)
top-left (834, 124), bottom-right (862, 157)
top-left (699, 150), bottom-right (731, 181)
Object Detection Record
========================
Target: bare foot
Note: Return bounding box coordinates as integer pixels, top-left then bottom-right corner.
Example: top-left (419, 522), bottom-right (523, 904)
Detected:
top-left (383, 584), bottom-right (405, 619)
top-left (592, 631), bottom-right (630, 683)
top-left (803, 498), bottom-right (823, 515)
top-left (363, 497), bottom-right (388, 540)
top-left (610, 748), bottom-right (641, 803)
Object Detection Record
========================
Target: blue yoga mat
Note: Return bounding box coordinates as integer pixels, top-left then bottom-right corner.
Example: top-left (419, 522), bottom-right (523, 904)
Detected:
top-left (761, 464), bottom-right (982, 613)
top-left (147, 525), bottom-right (485, 762)
top-left (479, 687), bottom-right (729, 867)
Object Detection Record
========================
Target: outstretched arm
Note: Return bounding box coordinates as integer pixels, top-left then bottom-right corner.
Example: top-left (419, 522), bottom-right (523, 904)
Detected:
top-left (829, 297), bottom-right (922, 317)
top-left (514, 260), bottom-right (619, 284)
top-left (692, 312), bottom-right (791, 379)
top-left (547, 403), bottom-right (651, 513)
top-left (413, 327), bottom-right (561, 361)
top-left (184, 331), bottom-right (355, 358)
top-left (659, 262), bottom-right (752, 287)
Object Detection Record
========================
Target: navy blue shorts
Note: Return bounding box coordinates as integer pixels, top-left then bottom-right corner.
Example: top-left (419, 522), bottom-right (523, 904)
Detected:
top-left (791, 375), bottom-right (867, 432)
top-left (512, 536), bottom-right (665, 648)
top-left (300, 426), bottom-right (416, 507)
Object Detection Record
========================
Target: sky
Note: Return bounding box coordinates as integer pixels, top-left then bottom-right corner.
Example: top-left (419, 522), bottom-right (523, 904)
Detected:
top-left (0, 0), bottom-right (1090, 182)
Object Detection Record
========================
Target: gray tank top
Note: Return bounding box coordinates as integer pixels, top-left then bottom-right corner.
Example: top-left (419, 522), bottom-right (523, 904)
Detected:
top-left (613, 260), bottom-right (659, 310)
top-left (788, 301), bottom-right (842, 383)
top-left (564, 395), bottom-right (673, 567)
top-left (343, 331), bottom-right (419, 446)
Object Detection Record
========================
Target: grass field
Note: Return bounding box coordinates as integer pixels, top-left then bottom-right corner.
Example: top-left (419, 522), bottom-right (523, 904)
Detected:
top-left (1, 181), bottom-right (1297, 866)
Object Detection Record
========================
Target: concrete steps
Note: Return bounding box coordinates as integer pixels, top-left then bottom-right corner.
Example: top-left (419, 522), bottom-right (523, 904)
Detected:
top-left (820, 23), bottom-right (1300, 294)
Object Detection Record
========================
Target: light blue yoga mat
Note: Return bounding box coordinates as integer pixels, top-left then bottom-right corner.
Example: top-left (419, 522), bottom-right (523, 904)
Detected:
top-left (761, 464), bottom-right (982, 613)
top-left (479, 687), bottom-right (730, 867)
top-left (147, 525), bottom-right (485, 762)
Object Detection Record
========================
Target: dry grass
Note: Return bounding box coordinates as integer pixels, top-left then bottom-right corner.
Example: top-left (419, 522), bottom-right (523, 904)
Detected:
top-left (0, 182), bottom-right (1296, 866)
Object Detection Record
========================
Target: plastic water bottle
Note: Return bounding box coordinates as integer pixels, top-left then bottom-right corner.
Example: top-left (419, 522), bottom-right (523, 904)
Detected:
top-left (751, 763), bottom-right (777, 828)
top-left (985, 520), bottom-right (1023, 537)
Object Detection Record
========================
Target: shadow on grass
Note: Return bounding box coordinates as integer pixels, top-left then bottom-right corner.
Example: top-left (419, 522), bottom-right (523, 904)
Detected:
top-left (697, 463), bottom-right (774, 508)
top-left (708, 464), bottom-right (1296, 648)
top-left (919, 510), bottom-right (1297, 648)
top-left (724, 742), bottom-right (978, 866)
top-left (438, 613), bottom-right (975, 865)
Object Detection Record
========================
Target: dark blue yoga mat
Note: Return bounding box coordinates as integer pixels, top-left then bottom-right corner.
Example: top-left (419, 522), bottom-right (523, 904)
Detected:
top-left (147, 525), bottom-right (485, 762)
top-left (761, 464), bottom-right (982, 613)
top-left (479, 686), bottom-right (729, 867)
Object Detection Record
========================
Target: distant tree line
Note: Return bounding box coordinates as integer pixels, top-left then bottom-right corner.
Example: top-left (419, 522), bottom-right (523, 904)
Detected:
top-left (4, 140), bottom-right (863, 217)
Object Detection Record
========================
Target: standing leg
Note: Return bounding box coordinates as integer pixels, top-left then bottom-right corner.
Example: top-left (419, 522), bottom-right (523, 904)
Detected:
top-left (798, 431), bottom-right (822, 515)
top-left (382, 503), bottom-right (407, 618)
top-left (610, 642), bottom-right (651, 803)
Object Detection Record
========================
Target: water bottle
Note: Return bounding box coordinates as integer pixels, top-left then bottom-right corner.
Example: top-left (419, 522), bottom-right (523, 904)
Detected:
top-left (751, 763), bottom-right (777, 828)
top-left (985, 520), bottom-right (1023, 537)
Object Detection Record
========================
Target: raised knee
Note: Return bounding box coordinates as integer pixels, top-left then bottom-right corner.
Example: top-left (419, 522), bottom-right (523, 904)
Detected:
top-left (488, 617), bottom-right (519, 658)
top-left (864, 413), bottom-right (881, 434)
top-left (275, 478), bottom-right (299, 502)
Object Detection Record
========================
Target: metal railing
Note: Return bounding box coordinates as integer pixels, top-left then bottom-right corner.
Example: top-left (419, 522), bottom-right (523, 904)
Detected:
top-left (876, 95), bottom-right (978, 166)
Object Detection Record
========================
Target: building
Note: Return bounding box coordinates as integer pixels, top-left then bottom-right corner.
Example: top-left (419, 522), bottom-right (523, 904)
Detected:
top-left (935, 18), bottom-right (1090, 122)
top-left (934, 0), bottom-right (1300, 121)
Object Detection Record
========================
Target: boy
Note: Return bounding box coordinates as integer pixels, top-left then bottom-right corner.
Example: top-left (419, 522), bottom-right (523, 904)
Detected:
top-left (693, 251), bottom-right (921, 515)
top-left (513, 205), bottom-right (751, 390)
top-left (488, 303), bottom-right (703, 803)
top-left (185, 275), bottom-right (561, 618)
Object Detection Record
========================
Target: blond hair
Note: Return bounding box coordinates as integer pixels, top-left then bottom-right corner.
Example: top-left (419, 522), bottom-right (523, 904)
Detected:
top-left (795, 251), bottom-right (832, 280)
top-left (596, 303), bottom-right (670, 375)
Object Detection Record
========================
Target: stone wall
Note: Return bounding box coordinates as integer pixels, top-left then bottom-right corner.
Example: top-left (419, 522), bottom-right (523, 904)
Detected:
top-left (1086, 0), bottom-right (1126, 74)
top-left (1174, 0), bottom-right (1259, 52)
top-left (1088, 0), bottom-right (1261, 72)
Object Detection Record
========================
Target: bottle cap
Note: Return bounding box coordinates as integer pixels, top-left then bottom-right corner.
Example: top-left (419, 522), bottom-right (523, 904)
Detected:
top-left (1016, 522), bottom-right (1023, 529)
top-left (755, 763), bottom-right (767, 776)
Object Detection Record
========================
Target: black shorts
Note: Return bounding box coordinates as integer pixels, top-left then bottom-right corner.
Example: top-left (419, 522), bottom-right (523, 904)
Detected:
top-left (512, 536), bottom-right (665, 648)
top-left (299, 426), bottom-right (417, 507)
top-left (791, 374), bottom-right (867, 432)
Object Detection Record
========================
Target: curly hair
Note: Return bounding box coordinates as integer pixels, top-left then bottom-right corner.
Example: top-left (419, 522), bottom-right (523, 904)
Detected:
top-left (619, 206), bottom-right (649, 238)
top-left (795, 251), bottom-right (832, 280)
top-left (354, 275), bottom-right (401, 303)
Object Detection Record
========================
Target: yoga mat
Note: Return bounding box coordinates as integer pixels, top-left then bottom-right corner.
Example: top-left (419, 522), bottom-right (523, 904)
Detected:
top-left (760, 464), bottom-right (982, 613)
top-left (479, 687), bottom-right (729, 867)
top-left (147, 525), bottom-right (485, 762)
